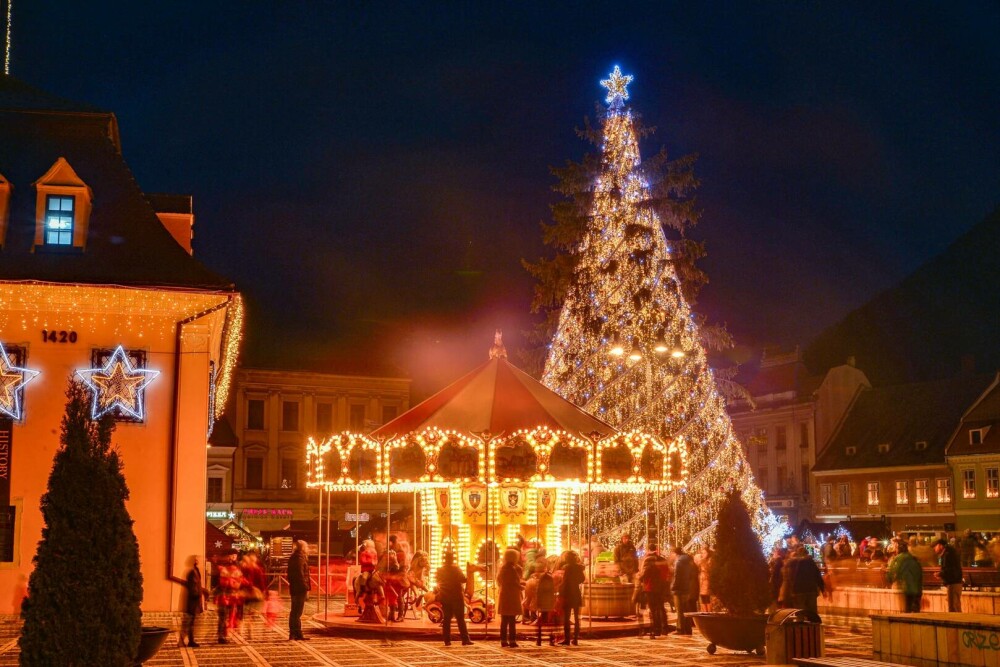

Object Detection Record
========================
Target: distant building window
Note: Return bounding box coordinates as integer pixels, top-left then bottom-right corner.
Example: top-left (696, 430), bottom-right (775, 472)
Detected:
top-left (750, 428), bottom-right (767, 455)
top-left (915, 441), bottom-right (927, 451)
top-left (247, 399), bottom-right (265, 430)
top-left (936, 477), bottom-right (951, 504)
top-left (350, 404), bottom-right (366, 431)
top-left (207, 477), bottom-right (224, 504)
top-left (775, 426), bottom-right (787, 451)
top-left (969, 428), bottom-right (986, 445)
top-left (895, 480), bottom-right (908, 505)
top-left (915, 479), bottom-right (929, 504)
top-left (819, 483), bottom-right (832, 510)
top-left (44, 195), bottom-right (74, 245)
top-left (381, 405), bottom-right (398, 425)
top-left (801, 464), bottom-right (809, 493)
top-left (757, 468), bottom-right (768, 491)
top-left (986, 468), bottom-right (999, 499)
top-left (799, 422), bottom-right (809, 449)
top-left (316, 403), bottom-right (333, 433)
top-left (281, 401), bottom-right (299, 432)
top-left (845, 446), bottom-right (857, 456)
top-left (777, 466), bottom-right (787, 494)
top-left (281, 457), bottom-right (298, 490)
top-left (877, 443), bottom-right (890, 454)
top-left (838, 483), bottom-right (850, 507)
top-left (867, 481), bottom-right (879, 506)
top-left (245, 457), bottom-right (264, 490)
top-left (962, 469), bottom-right (977, 499)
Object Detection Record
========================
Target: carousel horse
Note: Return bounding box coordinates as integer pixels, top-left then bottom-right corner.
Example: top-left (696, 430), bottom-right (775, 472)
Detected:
top-left (352, 569), bottom-right (386, 623)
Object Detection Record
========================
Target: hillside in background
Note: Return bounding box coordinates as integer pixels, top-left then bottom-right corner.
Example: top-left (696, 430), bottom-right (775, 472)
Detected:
top-left (804, 207), bottom-right (1000, 386)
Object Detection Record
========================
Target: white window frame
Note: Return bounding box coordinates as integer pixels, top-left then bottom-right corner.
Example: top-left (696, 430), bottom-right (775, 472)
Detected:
top-left (895, 480), bottom-right (908, 505)
top-left (936, 477), bottom-right (952, 504)
top-left (914, 479), bottom-right (929, 504)
top-left (838, 482), bottom-right (850, 507)
top-left (867, 481), bottom-right (880, 507)
top-left (820, 483), bottom-right (833, 510)
top-left (986, 467), bottom-right (999, 499)
top-left (962, 469), bottom-right (977, 499)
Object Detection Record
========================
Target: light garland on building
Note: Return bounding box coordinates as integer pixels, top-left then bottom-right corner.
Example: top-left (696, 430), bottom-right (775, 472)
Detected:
top-left (213, 294), bottom-right (243, 420)
top-left (0, 341), bottom-right (39, 420)
top-left (76, 345), bottom-right (159, 420)
top-left (541, 67), bottom-right (781, 551)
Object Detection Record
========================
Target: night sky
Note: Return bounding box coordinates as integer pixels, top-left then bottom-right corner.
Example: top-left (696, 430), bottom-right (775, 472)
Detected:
top-left (10, 2), bottom-right (999, 397)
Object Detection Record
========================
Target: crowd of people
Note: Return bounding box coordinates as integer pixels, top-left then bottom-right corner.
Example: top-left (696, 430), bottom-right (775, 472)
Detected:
top-left (173, 526), bottom-right (992, 646)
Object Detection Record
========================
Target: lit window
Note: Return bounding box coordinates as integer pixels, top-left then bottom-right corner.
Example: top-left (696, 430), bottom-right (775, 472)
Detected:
top-left (867, 481), bottom-right (880, 506)
top-left (936, 477), bottom-right (952, 504)
top-left (45, 195), bottom-right (74, 245)
top-left (915, 479), bottom-right (929, 504)
top-left (820, 483), bottom-right (832, 509)
top-left (895, 480), bottom-right (908, 505)
top-left (838, 483), bottom-right (849, 507)
top-left (987, 468), bottom-right (999, 499)
top-left (963, 469), bottom-right (977, 499)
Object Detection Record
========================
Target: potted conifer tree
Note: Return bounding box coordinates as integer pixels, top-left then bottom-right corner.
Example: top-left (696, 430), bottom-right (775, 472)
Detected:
top-left (689, 488), bottom-right (771, 655)
top-left (19, 380), bottom-right (159, 666)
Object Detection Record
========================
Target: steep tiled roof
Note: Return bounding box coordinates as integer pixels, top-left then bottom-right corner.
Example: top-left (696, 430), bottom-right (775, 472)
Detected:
top-left (0, 75), bottom-right (232, 290)
top-left (947, 375), bottom-right (1000, 456)
top-left (814, 374), bottom-right (995, 471)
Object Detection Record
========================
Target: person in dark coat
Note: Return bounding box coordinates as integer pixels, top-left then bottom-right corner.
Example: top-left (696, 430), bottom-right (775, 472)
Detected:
top-left (180, 555), bottom-right (206, 648)
top-left (614, 534), bottom-right (639, 583)
top-left (934, 538), bottom-right (964, 612)
top-left (768, 546), bottom-right (787, 612)
top-left (637, 543), bottom-right (667, 637)
top-left (437, 550), bottom-right (473, 646)
top-left (788, 546), bottom-right (824, 622)
top-left (559, 551), bottom-right (585, 645)
top-left (670, 546), bottom-right (697, 635)
top-left (287, 540), bottom-right (311, 640)
top-left (534, 565), bottom-right (557, 646)
top-left (496, 548), bottom-right (524, 647)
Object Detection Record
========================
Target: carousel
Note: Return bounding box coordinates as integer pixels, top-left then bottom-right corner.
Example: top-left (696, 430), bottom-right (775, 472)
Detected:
top-left (306, 332), bottom-right (687, 633)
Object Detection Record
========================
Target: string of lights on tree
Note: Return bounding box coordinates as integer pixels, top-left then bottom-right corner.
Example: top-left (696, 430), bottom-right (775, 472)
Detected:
top-left (541, 66), bottom-right (785, 551)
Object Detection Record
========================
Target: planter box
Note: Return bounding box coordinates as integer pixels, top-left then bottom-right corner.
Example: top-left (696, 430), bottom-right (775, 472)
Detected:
top-left (872, 612), bottom-right (1000, 667)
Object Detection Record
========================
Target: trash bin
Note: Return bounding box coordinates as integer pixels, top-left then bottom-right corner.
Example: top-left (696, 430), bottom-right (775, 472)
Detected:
top-left (765, 608), bottom-right (824, 665)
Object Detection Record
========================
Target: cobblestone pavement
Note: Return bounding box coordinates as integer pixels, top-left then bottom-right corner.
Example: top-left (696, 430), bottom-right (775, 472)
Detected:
top-left (0, 602), bottom-right (873, 666)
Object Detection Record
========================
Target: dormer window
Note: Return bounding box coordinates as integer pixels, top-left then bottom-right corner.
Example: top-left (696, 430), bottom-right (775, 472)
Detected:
top-left (970, 428), bottom-right (987, 445)
top-left (33, 157), bottom-right (93, 250)
top-left (915, 441), bottom-right (928, 451)
top-left (877, 443), bottom-right (890, 454)
top-left (845, 446), bottom-right (857, 456)
top-left (45, 195), bottom-right (75, 245)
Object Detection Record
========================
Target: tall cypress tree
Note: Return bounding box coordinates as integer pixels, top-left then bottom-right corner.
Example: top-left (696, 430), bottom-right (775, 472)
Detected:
top-left (19, 380), bottom-right (142, 666)
top-left (709, 489), bottom-right (771, 617)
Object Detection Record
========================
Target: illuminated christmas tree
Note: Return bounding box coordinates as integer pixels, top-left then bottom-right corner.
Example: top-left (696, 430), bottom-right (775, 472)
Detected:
top-left (536, 66), bottom-right (783, 548)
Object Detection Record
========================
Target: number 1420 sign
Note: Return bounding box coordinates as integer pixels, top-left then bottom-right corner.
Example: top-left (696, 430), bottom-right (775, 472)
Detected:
top-left (41, 330), bottom-right (78, 343)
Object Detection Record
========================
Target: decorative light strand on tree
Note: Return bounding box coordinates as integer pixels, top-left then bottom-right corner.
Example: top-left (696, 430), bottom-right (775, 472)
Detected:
top-left (541, 66), bottom-right (782, 552)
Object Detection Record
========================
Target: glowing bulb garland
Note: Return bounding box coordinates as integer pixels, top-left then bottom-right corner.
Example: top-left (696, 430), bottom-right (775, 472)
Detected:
top-left (76, 345), bottom-right (159, 420)
top-left (0, 341), bottom-right (39, 420)
top-left (542, 67), bottom-right (781, 551)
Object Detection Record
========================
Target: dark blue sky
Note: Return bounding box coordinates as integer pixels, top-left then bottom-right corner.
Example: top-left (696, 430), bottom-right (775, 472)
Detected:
top-left (10, 2), bottom-right (999, 395)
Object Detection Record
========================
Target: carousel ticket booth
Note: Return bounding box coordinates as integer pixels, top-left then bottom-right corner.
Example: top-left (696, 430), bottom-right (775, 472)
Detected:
top-left (306, 343), bottom-right (686, 630)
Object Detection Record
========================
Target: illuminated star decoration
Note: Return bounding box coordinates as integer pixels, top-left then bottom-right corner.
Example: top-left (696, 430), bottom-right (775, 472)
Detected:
top-left (77, 345), bottom-right (159, 420)
top-left (600, 65), bottom-right (633, 108)
top-left (0, 342), bottom-right (40, 420)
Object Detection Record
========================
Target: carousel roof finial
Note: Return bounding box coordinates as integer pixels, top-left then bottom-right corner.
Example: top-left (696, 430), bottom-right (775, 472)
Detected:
top-left (489, 329), bottom-right (507, 360)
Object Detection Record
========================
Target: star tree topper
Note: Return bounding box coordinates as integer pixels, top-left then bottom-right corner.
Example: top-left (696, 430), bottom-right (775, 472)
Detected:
top-left (601, 65), bottom-right (633, 108)
top-left (0, 342), bottom-right (40, 420)
top-left (77, 345), bottom-right (159, 420)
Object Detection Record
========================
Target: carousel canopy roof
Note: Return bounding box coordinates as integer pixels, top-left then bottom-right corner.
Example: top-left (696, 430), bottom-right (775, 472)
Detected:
top-left (370, 356), bottom-right (616, 441)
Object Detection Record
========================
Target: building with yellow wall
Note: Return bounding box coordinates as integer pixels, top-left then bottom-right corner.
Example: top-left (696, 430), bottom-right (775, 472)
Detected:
top-left (0, 76), bottom-right (241, 612)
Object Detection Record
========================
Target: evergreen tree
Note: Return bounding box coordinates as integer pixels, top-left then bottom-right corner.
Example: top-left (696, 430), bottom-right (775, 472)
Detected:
top-left (534, 66), bottom-right (783, 547)
top-left (19, 380), bottom-right (142, 667)
top-left (709, 489), bottom-right (771, 616)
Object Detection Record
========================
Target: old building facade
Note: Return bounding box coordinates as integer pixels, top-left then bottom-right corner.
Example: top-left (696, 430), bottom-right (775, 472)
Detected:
top-left (946, 374), bottom-right (1000, 532)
